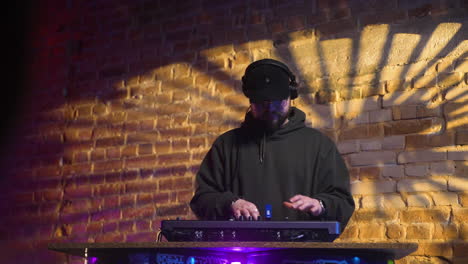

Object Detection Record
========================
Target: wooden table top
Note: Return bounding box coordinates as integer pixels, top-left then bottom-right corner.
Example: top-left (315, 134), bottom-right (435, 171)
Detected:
top-left (49, 241), bottom-right (418, 260)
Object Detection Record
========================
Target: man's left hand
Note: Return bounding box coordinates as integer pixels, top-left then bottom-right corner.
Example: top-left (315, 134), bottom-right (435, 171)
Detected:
top-left (284, 195), bottom-right (323, 216)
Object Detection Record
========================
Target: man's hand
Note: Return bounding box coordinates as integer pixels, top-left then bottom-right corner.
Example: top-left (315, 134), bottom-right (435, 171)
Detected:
top-left (283, 195), bottom-right (324, 216)
top-left (231, 199), bottom-right (260, 219)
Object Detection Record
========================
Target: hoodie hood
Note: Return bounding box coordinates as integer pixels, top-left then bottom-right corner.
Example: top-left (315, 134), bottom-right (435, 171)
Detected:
top-left (240, 107), bottom-right (307, 163)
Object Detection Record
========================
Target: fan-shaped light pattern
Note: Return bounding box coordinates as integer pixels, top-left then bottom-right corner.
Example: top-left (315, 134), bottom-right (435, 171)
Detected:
top-left (357, 25), bottom-right (390, 74)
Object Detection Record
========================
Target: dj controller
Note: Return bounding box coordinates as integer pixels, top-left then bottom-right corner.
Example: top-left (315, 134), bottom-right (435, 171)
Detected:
top-left (161, 220), bottom-right (341, 242)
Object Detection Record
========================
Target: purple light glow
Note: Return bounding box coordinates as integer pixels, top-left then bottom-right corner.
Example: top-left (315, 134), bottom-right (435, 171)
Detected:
top-left (230, 262), bottom-right (241, 264)
top-left (204, 247), bottom-right (276, 253)
top-left (89, 257), bottom-right (98, 264)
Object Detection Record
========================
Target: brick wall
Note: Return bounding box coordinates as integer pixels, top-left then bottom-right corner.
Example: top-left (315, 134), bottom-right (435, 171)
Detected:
top-left (0, 0), bottom-right (467, 263)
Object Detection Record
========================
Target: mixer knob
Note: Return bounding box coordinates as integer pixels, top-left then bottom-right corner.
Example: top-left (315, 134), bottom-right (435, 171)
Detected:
top-left (276, 231), bottom-right (281, 240)
top-left (195, 230), bottom-right (203, 240)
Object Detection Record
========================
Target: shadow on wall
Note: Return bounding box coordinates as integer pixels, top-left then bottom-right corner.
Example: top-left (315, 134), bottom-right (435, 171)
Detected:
top-left (0, 0), bottom-right (467, 263)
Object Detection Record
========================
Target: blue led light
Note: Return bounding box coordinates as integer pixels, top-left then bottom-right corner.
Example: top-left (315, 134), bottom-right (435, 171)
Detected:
top-left (352, 256), bottom-right (361, 264)
top-left (187, 256), bottom-right (196, 264)
top-left (265, 204), bottom-right (272, 219)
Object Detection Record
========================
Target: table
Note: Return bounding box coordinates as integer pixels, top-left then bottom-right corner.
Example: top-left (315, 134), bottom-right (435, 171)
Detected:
top-left (49, 242), bottom-right (418, 264)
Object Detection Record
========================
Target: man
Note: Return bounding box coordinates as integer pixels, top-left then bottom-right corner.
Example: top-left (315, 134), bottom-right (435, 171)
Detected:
top-left (190, 59), bottom-right (354, 229)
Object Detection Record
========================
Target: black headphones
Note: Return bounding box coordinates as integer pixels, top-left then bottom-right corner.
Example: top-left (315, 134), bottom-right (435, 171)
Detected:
top-left (241, 59), bottom-right (298, 100)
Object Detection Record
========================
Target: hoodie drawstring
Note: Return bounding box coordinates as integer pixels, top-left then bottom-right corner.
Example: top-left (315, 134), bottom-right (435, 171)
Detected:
top-left (260, 133), bottom-right (266, 163)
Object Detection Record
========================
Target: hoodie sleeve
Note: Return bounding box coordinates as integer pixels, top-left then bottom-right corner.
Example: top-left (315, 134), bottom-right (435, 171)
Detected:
top-left (312, 140), bottom-right (355, 230)
top-left (190, 137), bottom-right (238, 220)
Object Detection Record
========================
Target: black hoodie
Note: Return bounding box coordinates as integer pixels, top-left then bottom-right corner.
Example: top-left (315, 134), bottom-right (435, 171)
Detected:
top-left (190, 107), bottom-right (355, 229)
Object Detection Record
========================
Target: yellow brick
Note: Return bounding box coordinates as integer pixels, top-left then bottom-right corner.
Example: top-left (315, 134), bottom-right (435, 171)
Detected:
top-left (460, 223), bottom-right (468, 240)
top-left (406, 193), bottom-right (432, 208)
top-left (172, 91), bottom-right (189, 103)
top-left (386, 223), bottom-right (405, 239)
top-left (195, 74), bottom-right (211, 87)
top-left (352, 208), bottom-right (398, 223)
top-left (460, 193), bottom-right (468, 206)
top-left (414, 242), bottom-right (453, 258)
top-left (406, 223), bottom-right (432, 239)
top-left (361, 195), bottom-right (383, 209)
top-left (435, 60), bottom-right (454, 73)
top-left (401, 256), bottom-right (450, 264)
top-left (431, 192), bottom-right (460, 206)
top-left (383, 193), bottom-right (407, 209)
top-left (449, 176), bottom-right (468, 191)
top-left (154, 65), bottom-right (173, 81)
top-left (359, 222), bottom-right (385, 240)
top-left (232, 51), bottom-right (251, 66)
top-left (386, 79), bottom-right (412, 92)
top-left (400, 208), bottom-right (450, 223)
top-left (453, 208), bottom-right (468, 223)
top-left (353, 196), bottom-right (361, 210)
top-left (413, 73), bottom-right (437, 89)
top-left (383, 88), bottom-right (439, 107)
top-left (173, 63), bottom-right (191, 79)
top-left (337, 224), bottom-right (359, 240)
top-left (445, 84), bottom-right (468, 102)
top-left (200, 44), bottom-right (234, 58)
top-left (454, 59), bottom-right (468, 72)
top-left (433, 223), bottom-right (459, 240)
top-left (438, 72), bottom-right (463, 88)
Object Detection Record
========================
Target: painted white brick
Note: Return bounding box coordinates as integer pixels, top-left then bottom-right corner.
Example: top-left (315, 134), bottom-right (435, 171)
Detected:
top-left (360, 139), bottom-right (382, 151)
top-left (405, 163), bottom-right (429, 177)
top-left (304, 104), bottom-right (336, 129)
top-left (349, 151), bottom-right (396, 166)
top-left (430, 161), bottom-right (456, 176)
top-left (347, 112), bottom-right (370, 126)
top-left (397, 178), bottom-right (447, 192)
top-left (351, 180), bottom-right (397, 195)
top-left (382, 165), bottom-right (405, 178)
top-left (336, 96), bottom-right (380, 116)
top-left (337, 140), bottom-right (360, 154)
top-left (369, 109), bottom-right (392, 123)
top-left (398, 149), bottom-right (447, 164)
top-left (382, 136), bottom-right (405, 150)
top-left (447, 146), bottom-right (468, 161)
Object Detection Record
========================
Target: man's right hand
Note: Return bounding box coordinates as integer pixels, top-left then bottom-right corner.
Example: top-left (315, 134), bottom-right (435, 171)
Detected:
top-left (231, 199), bottom-right (260, 220)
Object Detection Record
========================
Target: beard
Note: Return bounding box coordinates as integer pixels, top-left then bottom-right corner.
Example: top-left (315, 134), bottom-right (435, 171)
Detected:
top-left (256, 110), bottom-right (290, 134)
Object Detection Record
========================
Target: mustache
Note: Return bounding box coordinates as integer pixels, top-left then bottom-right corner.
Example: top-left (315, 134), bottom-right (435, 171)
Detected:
top-left (261, 111), bottom-right (283, 117)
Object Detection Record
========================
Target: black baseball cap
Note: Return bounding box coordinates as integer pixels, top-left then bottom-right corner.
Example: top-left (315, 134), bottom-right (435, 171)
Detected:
top-left (243, 59), bottom-right (292, 103)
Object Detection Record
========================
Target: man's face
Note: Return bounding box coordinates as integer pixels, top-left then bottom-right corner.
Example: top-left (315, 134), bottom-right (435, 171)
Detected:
top-left (250, 98), bottom-right (291, 132)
